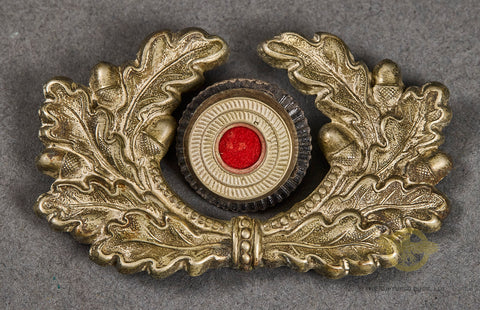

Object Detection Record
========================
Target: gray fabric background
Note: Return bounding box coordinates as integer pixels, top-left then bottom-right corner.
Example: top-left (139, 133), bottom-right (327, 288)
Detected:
top-left (1, 0), bottom-right (479, 309)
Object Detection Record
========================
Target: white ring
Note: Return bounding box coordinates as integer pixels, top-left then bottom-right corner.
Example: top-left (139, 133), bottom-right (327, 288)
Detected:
top-left (187, 96), bottom-right (294, 201)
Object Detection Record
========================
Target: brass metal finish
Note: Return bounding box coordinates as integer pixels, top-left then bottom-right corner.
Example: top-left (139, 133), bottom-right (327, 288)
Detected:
top-left (35, 29), bottom-right (452, 278)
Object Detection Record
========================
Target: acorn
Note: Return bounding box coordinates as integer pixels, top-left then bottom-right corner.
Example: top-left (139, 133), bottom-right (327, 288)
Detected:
top-left (372, 59), bottom-right (404, 113)
top-left (145, 116), bottom-right (177, 149)
top-left (89, 62), bottom-right (124, 109)
top-left (318, 123), bottom-right (361, 169)
top-left (36, 149), bottom-right (66, 178)
top-left (140, 115), bottom-right (177, 159)
top-left (406, 152), bottom-right (453, 185)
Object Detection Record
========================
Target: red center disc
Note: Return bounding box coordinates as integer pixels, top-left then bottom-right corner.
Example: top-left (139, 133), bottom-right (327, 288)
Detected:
top-left (218, 125), bottom-right (263, 170)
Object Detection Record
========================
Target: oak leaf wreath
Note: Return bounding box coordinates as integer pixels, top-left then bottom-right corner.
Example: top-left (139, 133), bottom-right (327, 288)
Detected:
top-left (35, 28), bottom-right (451, 278)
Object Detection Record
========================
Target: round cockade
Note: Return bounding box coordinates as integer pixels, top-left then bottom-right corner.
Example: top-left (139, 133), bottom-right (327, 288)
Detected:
top-left (176, 79), bottom-right (311, 212)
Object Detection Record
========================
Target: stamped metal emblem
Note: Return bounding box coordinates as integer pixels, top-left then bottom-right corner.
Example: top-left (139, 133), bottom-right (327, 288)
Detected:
top-left (35, 29), bottom-right (452, 278)
top-left (177, 79), bottom-right (311, 212)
